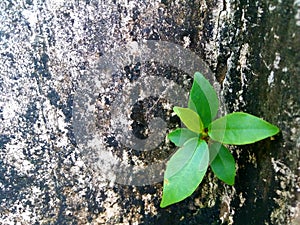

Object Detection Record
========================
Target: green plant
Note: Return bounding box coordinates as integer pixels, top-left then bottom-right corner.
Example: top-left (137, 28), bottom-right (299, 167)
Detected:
top-left (160, 72), bottom-right (280, 208)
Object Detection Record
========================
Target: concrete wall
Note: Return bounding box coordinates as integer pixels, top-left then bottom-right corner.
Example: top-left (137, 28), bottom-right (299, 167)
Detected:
top-left (0, 0), bottom-right (299, 224)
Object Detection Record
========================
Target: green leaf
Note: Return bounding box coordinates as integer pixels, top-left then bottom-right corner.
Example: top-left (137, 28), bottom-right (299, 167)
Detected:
top-left (208, 112), bottom-right (280, 145)
top-left (168, 128), bottom-right (199, 147)
top-left (173, 106), bottom-right (204, 134)
top-left (188, 72), bottom-right (219, 127)
top-left (160, 138), bottom-right (209, 208)
top-left (209, 142), bottom-right (235, 185)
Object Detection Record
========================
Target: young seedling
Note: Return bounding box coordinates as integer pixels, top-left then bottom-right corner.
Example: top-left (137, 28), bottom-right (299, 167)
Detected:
top-left (160, 72), bottom-right (280, 208)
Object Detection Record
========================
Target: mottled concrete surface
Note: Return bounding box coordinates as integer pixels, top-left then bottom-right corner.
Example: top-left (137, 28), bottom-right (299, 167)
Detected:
top-left (0, 0), bottom-right (299, 224)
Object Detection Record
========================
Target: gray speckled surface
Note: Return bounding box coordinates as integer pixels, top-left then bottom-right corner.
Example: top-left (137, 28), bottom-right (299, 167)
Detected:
top-left (0, 0), bottom-right (299, 224)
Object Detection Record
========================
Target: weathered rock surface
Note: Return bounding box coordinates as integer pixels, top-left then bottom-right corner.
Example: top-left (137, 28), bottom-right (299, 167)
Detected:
top-left (0, 0), bottom-right (299, 224)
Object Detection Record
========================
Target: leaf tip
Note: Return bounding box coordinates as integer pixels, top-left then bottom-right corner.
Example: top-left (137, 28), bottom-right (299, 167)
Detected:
top-left (160, 201), bottom-right (167, 208)
top-left (274, 125), bottom-right (280, 134)
top-left (194, 71), bottom-right (204, 78)
top-left (173, 106), bottom-right (179, 111)
top-left (160, 194), bottom-right (170, 208)
top-left (226, 178), bottom-right (235, 186)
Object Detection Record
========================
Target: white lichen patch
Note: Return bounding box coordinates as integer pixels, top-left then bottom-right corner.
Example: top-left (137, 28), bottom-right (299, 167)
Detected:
top-left (142, 193), bottom-right (158, 216)
top-left (222, 42), bottom-right (250, 111)
top-left (240, 8), bottom-right (247, 32)
top-left (207, 0), bottom-right (230, 69)
top-left (220, 191), bottom-right (235, 225)
top-left (238, 192), bottom-right (246, 207)
top-left (273, 52), bottom-right (281, 69)
top-left (267, 52), bottom-right (281, 87)
top-left (271, 158), bottom-right (299, 224)
top-left (194, 173), bottom-right (219, 209)
top-left (267, 71), bottom-right (275, 87)
top-left (183, 36), bottom-right (191, 48)
top-left (238, 43), bottom-right (249, 88)
top-left (3, 138), bottom-right (34, 176)
top-left (295, 0), bottom-right (300, 26)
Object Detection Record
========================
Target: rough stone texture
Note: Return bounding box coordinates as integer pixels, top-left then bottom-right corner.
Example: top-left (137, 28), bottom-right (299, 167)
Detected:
top-left (0, 0), bottom-right (299, 224)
